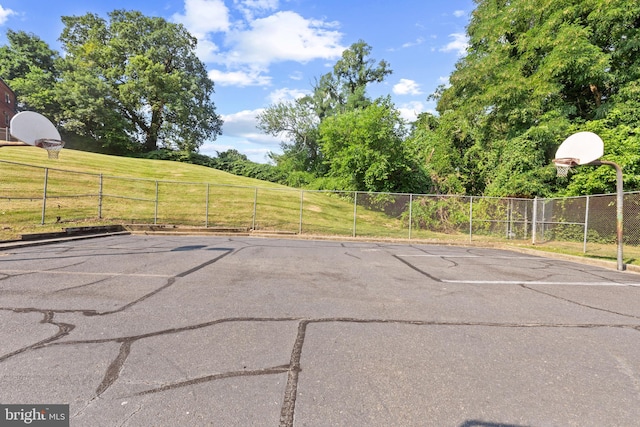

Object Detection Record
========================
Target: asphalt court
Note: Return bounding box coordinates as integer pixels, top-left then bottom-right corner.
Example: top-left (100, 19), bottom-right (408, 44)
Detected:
top-left (1, 235), bottom-right (639, 426)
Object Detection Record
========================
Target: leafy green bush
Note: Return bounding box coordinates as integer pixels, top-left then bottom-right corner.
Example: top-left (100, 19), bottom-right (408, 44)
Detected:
top-left (404, 196), bottom-right (468, 233)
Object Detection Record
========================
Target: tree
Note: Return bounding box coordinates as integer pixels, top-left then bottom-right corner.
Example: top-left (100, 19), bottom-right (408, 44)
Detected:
top-left (0, 30), bottom-right (61, 113)
top-left (256, 96), bottom-right (323, 175)
top-left (312, 40), bottom-right (392, 117)
top-left (257, 40), bottom-right (392, 180)
top-left (319, 97), bottom-right (429, 193)
top-left (405, 113), bottom-right (464, 194)
top-left (427, 0), bottom-right (640, 197)
top-left (57, 10), bottom-right (223, 153)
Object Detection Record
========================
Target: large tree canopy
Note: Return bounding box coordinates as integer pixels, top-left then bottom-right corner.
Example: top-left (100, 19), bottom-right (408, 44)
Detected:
top-left (57, 10), bottom-right (223, 152)
top-left (426, 0), bottom-right (640, 196)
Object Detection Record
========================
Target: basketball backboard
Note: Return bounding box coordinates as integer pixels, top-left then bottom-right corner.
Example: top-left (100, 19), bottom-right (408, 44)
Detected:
top-left (9, 111), bottom-right (64, 158)
top-left (554, 131), bottom-right (603, 166)
top-left (10, 111), bottom-right (61, 146)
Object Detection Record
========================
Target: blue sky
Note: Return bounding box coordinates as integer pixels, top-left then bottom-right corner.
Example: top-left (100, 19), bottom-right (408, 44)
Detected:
top-left (0, 0), bottom-right (474, 162)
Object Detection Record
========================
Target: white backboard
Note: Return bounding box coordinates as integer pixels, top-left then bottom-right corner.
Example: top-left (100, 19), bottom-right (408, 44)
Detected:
top-left (10, 111), bottom-right (61, 146)
top-left (554, 131), bottom-right (604, 165)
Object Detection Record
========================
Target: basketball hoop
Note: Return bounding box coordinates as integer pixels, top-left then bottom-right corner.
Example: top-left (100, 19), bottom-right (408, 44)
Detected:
top-left (36, 138), bottom-right (65, 159)
top-left (552, 157), bottom-right (579, 178)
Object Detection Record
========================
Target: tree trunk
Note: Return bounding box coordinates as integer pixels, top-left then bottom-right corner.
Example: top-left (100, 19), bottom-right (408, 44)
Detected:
top-left (144, 106), bottom-right (163, 151)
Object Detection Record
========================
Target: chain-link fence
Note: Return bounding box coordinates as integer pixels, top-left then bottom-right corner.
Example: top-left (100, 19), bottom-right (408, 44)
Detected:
top-left (532, 193), bottom-right (640, 247)
top-left (1, 160), bottom-right (634, 258)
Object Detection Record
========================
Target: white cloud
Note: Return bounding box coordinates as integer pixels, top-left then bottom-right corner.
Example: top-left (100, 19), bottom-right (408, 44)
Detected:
top-left (174, 1), bottom-right (345, 88)
top-left (398, 101), bottom-right (426, 122)
top-left (453, 10), bottom-right (466, 18)
top-left (0, 5), bottom-right (16, 25)
top-left (440, 33), bottom-right (468, 56)
top-left (221, 109), bottom-right (281, 146)
top-left (195, 38), bottom-right (221, 63)
top-left (402, 37), bottom-right (425, 49)
top-left (209, 68), bottom-right (271, 86)
top-left (393, 79), bottom-right (423, 96)
top-left (289, 70), bottom-right (303, 81)
top-left (233, 0), bottom-right (279, 20)
top-left (438, 76), bottom-right (450, 87)
top-left (172, 0), bottom-right (230, 34)
top-left (268, 87), bottom-right (309, 103)
top-left (221, 11), bottom-right (344, 67)
top-left (209, 109), bottom-right (282, 162)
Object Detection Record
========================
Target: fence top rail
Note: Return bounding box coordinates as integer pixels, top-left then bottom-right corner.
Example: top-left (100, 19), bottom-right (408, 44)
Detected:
top-left (0, 159), bottom-right (278, 190)
top-left (0, 159), bottom-right (102, 177)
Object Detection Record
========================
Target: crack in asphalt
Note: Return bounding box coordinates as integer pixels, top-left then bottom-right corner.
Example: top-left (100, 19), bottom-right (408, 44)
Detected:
top-left (0, 309), bottom-right (75, 363)
top-left (394, 252), bottom-right (640, 319)
top-left (280, 320), bottom-right (308, 427)
top-left (97, 340), bottom-right (133, 397)
top-left (0, 249), bottom-right (234, 363)
top-left (134, 365), bottom-right (291, 397)
top-left (520, 283), bottom-right (640, 320)
top-left (2, 314), bottom-right (640, 423)
top-left (392, 254), bottom-right (442, 281)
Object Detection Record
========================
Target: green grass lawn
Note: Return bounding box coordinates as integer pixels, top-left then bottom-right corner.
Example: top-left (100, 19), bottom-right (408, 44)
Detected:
top-left (0, 146), bottom-right (406, 240)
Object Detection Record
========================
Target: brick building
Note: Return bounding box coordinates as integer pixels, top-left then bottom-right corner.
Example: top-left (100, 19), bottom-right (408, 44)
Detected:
top-left (0, 78), bottom-right (17, 130)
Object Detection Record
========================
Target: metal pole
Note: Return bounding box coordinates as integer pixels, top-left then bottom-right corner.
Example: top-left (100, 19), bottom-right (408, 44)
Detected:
top-left (98, 174), bottom-right (103, 219)
top-left (541, 200), bottom-right (546, 241)
top-left (205, 183), bottom-right (210, 228)
top-left (154, 180), bottom-right (159, 225)
top-left (408, 194), bottom-right (413, 240)
top-left (353, 192), bottom-right (358, 237)
top-left (252, 188), bottom-right (257, 230)
top-left (524, 200), bottom-right (528, 240)
top-left (531, 197), bottom-right (538, 245)
top-left (299, 190), bottom-right (304, 235)
top-left (469, 196), bottom-right (473, 242)
top-left (594, 160), bottom-right (625, 270)
top-left (506, 198), bottom-right (512, 239)
top-left (583, 195), bottom-right (590, 253)
top-left (41, 168), bottom-right (48, 225)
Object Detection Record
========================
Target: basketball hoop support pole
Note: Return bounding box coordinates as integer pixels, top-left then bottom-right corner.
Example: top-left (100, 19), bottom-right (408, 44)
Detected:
top-left (591, 160), bottom-right (625, 271)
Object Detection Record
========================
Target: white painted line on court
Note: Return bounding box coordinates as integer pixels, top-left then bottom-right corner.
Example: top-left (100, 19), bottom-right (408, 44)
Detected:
top-left (0, 269), bottom-right (173, 278)
top-left (441, 279), bottom-right (640, 287)
top-left (397, 254), bottom-right (543, 259)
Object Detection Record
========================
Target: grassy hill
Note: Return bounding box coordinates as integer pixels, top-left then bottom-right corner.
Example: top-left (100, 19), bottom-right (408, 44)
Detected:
top-left (1, 146), bottom-right (636, 267)
top-left (0, 146), bottom-right (411, 241)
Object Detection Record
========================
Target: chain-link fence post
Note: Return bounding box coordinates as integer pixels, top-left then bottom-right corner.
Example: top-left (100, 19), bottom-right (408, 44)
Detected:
top-left (154, 180), bottom-right (159, 225)
top-left (252, 188), bottom-right (258, 230)
top-left (469, 196), bottom-right (474, 242)
top-left (205, 183), bottom-right (210, 228)
top-left (98, 173), bottom-right (103, 219)
top-left (531, 197), bottom-right (538, 244)
top-left (408, 193), bottom-right (413, 239)
top-left (299, 190), bottom-right (304, 235)
top-left (353, 191), bottom-right (358, 237)
top-left (41, 168), bottom-right (48, 225)
top-left (583, 195), bottom-right (590, 253)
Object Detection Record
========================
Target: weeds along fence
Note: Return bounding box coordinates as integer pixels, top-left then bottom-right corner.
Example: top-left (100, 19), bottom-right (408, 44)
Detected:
top-left (1, 160), bottom-right (636, 253)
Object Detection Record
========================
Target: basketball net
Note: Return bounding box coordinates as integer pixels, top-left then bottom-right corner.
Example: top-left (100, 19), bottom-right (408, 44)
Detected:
top-left (36, 139), bottom-right (65, 159)
top-left (552, 158), bottom-right (578, 178)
